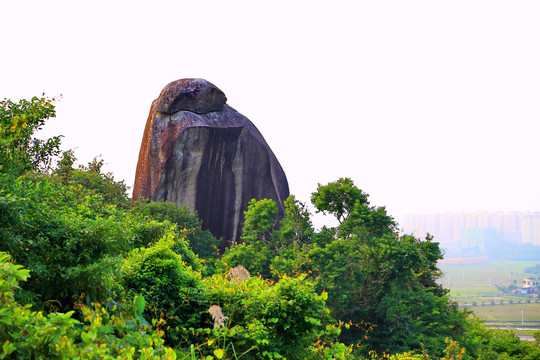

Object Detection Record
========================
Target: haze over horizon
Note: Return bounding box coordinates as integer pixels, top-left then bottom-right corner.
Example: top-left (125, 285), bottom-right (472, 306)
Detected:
top-left (2, 1), bottom-right (540, 227)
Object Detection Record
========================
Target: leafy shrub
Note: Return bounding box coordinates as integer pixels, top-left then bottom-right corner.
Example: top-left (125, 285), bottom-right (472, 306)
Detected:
top-left (121, 237), bottom-right (208, 346)
top-left (202, 272), bottom-right (350, 359)
top-left (0, 251), bottom-right (177, 359)
top-left (131, 200), bottom-right (220, 261)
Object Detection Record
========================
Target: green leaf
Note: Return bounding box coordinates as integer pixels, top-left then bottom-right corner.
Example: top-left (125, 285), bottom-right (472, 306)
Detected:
top-left (2, 341), bottom-right (16, 356)
top-left (213, 349), bottom-right (224, 359)
top-left (133, 295), bottom-right (145, 316)
top-left (321, 291), bottom-right (328, 301)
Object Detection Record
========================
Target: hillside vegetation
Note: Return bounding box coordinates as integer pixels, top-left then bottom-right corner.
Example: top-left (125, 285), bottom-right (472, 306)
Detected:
top-left (1, 97), bottom-right (539, 359)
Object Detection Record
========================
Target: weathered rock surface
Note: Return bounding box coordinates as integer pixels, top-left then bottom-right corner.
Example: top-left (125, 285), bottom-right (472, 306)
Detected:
top-left (133, 78), bottom-right (289, 249)
top-left (156, 78), bottom-right (227, 114)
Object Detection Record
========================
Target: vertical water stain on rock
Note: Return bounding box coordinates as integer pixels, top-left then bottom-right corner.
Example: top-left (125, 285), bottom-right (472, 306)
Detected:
top-left (133, 78), bottom-right (289, 249)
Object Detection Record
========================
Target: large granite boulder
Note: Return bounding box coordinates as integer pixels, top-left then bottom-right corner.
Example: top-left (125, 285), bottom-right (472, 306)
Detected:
top-left (133, 78), bottom-right (289, 249)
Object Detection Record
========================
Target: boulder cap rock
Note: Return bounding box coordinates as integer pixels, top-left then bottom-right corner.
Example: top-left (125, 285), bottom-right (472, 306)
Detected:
top-left (156, 78), bottom-right (227, 114)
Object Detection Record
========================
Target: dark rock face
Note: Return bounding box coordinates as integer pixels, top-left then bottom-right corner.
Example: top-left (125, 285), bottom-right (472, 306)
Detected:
top-left (133, 79), bottom-right (289, 249)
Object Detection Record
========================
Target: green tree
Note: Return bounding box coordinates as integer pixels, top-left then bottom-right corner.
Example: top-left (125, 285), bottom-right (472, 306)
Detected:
top-left (217, 199), bottom-right (280, 277)
top-left (54, 149), bottom-right (76, 182)
top-left (241, 198), bottom-right (279, 247)
top-left (219, 197), bottom-right (313, 279)
top-left (311, 177), bottom-right (369, 224)
top-left (0, 96), bottom-right (61, 174)
top-left (278, 195), bottom-right (315, 246)
top-left (309, 179), bottom-right (468, 356)
top-left (312, 177), bottom-right (396, 239)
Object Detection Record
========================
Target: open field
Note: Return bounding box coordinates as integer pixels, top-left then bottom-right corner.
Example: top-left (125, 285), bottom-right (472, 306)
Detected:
top-left (438, 259), bottom-right (540, 336)
top-left (470, 303), bottom-right (540, 322)
top-left (439, 259), bottom-right (538, 297)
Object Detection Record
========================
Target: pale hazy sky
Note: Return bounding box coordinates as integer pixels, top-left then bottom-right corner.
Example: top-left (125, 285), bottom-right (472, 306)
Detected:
top-left (2, 1), bottom-right (539, 227)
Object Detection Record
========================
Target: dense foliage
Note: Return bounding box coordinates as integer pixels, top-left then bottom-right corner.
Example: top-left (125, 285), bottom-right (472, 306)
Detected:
top-left (1, 97), bottom-right (539, 359)
top-left (0, 252), bottom-right (176, 359)
top-left (219, 180), bottom-right (473, 356)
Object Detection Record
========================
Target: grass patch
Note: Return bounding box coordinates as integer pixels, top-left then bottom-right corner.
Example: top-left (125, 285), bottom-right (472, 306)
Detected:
top-left (469, 303), bottom-right (540, 322)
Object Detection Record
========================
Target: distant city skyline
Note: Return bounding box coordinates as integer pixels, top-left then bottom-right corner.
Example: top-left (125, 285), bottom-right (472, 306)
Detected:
top-left (402, 211), bottom-right (540, 251)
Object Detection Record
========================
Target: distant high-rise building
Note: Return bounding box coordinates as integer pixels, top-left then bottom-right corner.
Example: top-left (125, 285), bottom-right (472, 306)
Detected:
top-left (522, 216), bottom-right (540, 246)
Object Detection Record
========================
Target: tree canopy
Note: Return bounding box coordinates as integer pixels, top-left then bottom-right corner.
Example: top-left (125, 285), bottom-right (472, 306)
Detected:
top-left (0, 96), bottom-right (61, 174)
